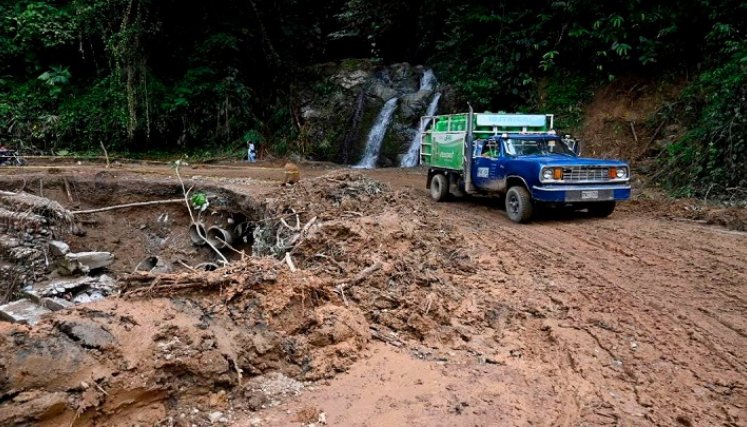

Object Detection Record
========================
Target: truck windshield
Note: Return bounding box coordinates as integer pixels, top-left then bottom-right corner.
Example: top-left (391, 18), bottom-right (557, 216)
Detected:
top-left (504, 138), bottom-right (575, 156)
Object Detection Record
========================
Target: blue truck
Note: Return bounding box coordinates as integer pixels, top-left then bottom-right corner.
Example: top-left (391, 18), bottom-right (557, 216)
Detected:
top-left (420, 109), bottom-right (631, 223)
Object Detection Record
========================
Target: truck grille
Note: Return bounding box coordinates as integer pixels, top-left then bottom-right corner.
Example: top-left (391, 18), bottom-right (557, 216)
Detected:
top-left (562, 167), bottom-right (609, 182)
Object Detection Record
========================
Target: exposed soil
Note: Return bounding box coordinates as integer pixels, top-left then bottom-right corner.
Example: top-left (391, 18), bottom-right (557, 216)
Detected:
top-left (0, 161), bottom-right (745, 427)
top-left (577, 76), bottom-right (687, 165)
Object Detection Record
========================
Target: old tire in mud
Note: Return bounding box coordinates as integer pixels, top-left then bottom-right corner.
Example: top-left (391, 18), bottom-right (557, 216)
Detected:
top-left (506, 186), bottom-right (533, 223)
top-left (430, 174), bottom-right (449, 202)
top-left (588, 201), bottom-right (616, 218)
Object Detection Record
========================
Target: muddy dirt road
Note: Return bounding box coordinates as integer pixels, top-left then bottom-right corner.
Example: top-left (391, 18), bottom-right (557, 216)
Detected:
top-left (0, 161), bottom-right (745, 426)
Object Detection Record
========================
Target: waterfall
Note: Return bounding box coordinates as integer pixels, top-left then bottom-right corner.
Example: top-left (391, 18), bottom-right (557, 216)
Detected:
top-left (419, 69), bottom-right (436, 91)
top-left (401, 92), bottom-right (441, 167)
top-left (354, 97), bottom-right (399, 169)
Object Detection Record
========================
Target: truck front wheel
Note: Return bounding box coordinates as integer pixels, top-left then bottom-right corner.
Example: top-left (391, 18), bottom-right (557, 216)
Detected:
top-left (506, 186), bottom-right (533, 223)
top-left (430, 174), bottom-right (449, 202)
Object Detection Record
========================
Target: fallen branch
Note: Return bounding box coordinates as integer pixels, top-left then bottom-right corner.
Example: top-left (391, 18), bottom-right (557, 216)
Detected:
top-left (255, 210), bottom-right (308, 223)
top-left (99, 140), bottom-right (110, 169)
top-left (279, 208), bottom-right (301, 231)
top-left (630, 121), bottom-right (639, 144)
top-left (72, 199), bottom-right (184, 215)
top-left (173, 160), bottom-right (229, 266)
top-left (369, 326), bottom-right (403, 348)
top-left (122, 271), bottom-right (238, 296)
top-left (176, 260), bottom-right (198, 272)
top-left (334, 283), bottom-right (349, 306)
top-left (62, 177), bottom-right (75, 205)
top-left (289, 216), bottom-right (318, 252)
top-left (335, 262), bottom-right (382, 286)
top-left (314, 253), bottom-right (346, 272)
top-left (285, 252), bottom-right (297, 272)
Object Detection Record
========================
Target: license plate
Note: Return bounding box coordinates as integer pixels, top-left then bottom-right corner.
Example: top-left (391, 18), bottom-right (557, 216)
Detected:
top-left (581, 190), bottom-right (599, 200)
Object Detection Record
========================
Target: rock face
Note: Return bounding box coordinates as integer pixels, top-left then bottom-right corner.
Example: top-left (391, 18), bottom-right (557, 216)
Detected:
top-left (297, 60), bottom-right (439, 166)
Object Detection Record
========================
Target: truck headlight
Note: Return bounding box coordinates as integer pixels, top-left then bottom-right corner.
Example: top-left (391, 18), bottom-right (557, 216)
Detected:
top-left (542, 168), bottom-right (553, 180)
top-left (616, 167), bottom-right (628, 179)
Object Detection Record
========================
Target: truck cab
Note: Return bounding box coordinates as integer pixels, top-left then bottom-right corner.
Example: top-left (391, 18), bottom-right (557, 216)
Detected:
top-left (422, 112), bottom-right (631, 223)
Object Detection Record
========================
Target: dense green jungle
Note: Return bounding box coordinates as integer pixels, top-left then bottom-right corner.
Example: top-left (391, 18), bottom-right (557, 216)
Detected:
top-left (1, 0), bottom-right (745, 196)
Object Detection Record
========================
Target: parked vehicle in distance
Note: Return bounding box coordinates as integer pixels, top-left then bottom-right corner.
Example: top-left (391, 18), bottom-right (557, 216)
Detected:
top-left (0, 147), bottom-right (27, 166)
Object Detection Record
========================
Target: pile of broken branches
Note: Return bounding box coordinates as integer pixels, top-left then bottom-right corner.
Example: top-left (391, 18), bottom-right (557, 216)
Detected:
top-left (121, 258), bottom-right (282, 297)
top-left (0, 190), bottom-right (74, 228)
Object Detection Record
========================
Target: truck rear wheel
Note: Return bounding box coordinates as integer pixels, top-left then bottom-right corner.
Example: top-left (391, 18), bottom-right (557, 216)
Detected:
top-left (430, 174), bottom-right (449, 202)
top-left (588, 201), bottom-right (616, 218)
top-left (506, 186), bottom-right (533, 223)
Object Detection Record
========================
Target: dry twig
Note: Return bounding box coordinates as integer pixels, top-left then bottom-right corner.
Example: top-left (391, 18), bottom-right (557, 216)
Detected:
top-left (173, 161), bottom-right (229, 265)
top-left (72, 199), bottom-right (184, 215)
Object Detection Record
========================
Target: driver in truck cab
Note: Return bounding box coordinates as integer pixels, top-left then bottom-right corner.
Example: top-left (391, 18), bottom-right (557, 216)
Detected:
top-left (481, 140), bottom-right (499, 158)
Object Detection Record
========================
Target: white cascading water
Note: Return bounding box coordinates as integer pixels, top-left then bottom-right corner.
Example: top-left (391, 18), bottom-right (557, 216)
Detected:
top-left (419, 68), bottom-right (436, 91)
top-left (400, 69), bottom-right (440, 167)
top-left (400, 92), bottom-right (441, 167)
top-left (354, 97), bottom-right (399, 169)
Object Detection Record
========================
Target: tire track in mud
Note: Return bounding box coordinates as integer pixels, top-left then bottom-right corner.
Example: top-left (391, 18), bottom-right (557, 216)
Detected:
top-left (430, 198), bottom-right (746, 425)
top-left (503, 219), bottom-right (746, 367)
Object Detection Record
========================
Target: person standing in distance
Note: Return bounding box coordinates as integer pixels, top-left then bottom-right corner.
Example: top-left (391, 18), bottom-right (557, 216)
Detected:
top-left (247, 139), bottom-right (257, 163)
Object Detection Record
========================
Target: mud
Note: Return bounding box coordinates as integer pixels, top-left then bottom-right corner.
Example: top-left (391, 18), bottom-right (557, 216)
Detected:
top-left (0, 162), bottom-right (745, 426)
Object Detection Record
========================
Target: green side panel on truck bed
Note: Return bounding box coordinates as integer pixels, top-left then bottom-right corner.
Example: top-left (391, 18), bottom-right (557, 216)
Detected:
top-left (422, 131), bottom-right (466, 170)
top-left (422, 113), bottom-right (553, 170)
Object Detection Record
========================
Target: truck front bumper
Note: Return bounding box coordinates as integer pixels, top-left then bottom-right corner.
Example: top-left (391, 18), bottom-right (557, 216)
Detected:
top-left (531, 184), bottom-right (631, 203)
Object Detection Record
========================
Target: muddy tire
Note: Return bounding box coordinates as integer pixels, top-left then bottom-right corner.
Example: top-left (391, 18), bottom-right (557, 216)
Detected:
top-left (506, 186), bottom-right (533, 223)
top-left (430, 174), bottom-right (449, 202)
top-left (588, 201), bottom-right (616, 218)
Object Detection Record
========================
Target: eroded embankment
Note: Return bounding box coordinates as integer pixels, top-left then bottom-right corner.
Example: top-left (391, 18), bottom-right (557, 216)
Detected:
top-left (0, 171), bottom-right (479, 426)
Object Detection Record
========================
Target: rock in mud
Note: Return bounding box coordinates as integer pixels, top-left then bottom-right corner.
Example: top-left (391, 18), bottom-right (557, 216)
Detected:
top-left (27, 276), bottom-right (98, 300)
top-left (40, 297), bottom-right (75, 311)
top-left (56, 319), bottom-right (116, 350)
top-left (61, 251), bottom-right (114, 274)
top-left (208, 411), bottom-right (224, 423)
top-left (48, 240), bottom-right (70, 256)
top-left (0, 298), bottom-right (51, 325)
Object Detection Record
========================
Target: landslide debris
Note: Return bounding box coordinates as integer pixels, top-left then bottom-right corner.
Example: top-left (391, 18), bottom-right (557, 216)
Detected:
top-left (0, 171), bottom-right (478, 426)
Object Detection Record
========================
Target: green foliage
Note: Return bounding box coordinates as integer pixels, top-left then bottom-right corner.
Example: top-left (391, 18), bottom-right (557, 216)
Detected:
top-left (11, 1), bottom-right (75, 49)
top-left (0, 0), bottom-right (744, 200)
top-left (191, 192), bottom-right (209, 212)
top-left (662, 44), bottom-right (747, 196)
top-left (57, 76), bottom-right (129, 150)
top-left (537, 72), bottom-right (591, 131)
top-left (37, 65), bottom-right (71, 96)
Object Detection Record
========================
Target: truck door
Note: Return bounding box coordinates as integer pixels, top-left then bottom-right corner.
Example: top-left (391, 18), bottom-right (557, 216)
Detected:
top-left (472, 139), bottom-right (502, 191)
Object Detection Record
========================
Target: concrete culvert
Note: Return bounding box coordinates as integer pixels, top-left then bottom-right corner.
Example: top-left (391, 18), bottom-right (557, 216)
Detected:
top-left (135, 256), bottom-right (159, 271)
top-left (188, 222), bottom-right (207, 246)
top-left (135, 256), bottom-right (169, 273)
top-left (194, 262), bottom-right (219, 271)
top-left (207, 226), bottom-right (236, 249)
